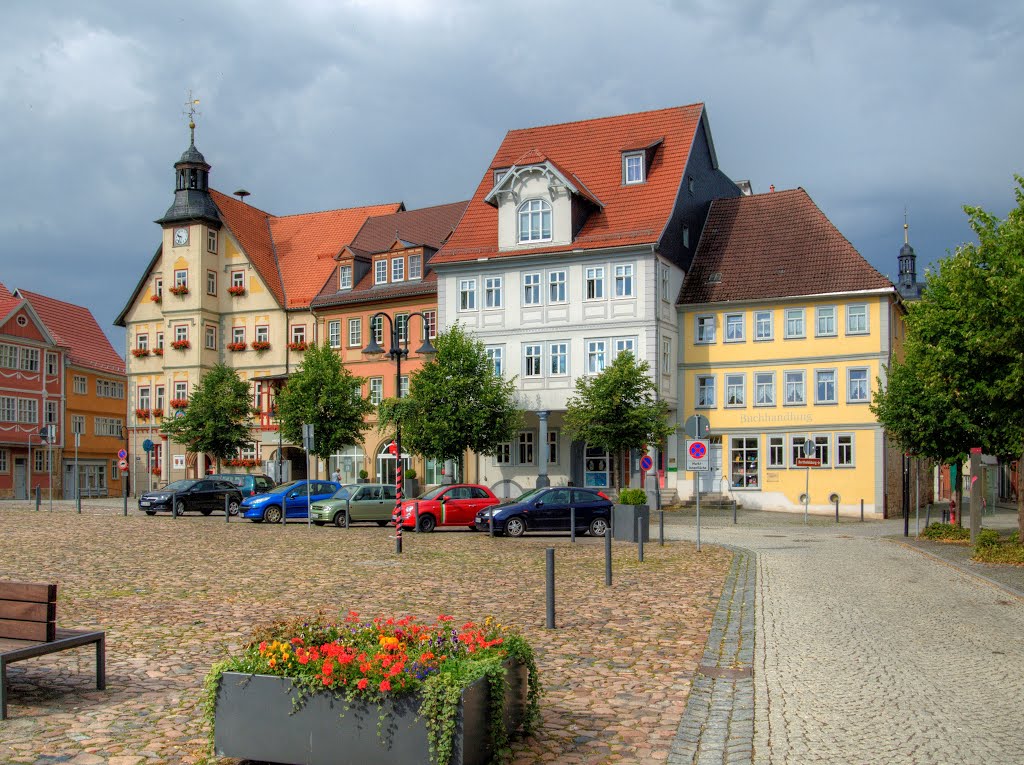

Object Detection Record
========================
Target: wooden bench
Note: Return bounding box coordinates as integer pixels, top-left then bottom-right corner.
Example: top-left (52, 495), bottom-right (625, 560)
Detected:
top-left (0, 582), bottom-right (106, 719)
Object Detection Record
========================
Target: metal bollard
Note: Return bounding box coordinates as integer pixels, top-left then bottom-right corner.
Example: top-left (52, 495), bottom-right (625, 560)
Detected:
top-left (659, 509), bottom-right (664, 546)
top-left (225, 494), bottom-right (230, 523)
top-left (171, 492), bottom-right (177, 519)
top-left (344, 498), bottom-right (350, 528)
top-left (545, 548), bottom-right (555, 629)
top-left (489, 508), bottom-right (494, 537)
top-left (414, 502), bottom-right (420, 533)
top-left (860, 498), bottom-right (864, 522)
top-left (637, 515), bottom-right (644, 562)
top-left (605, 527), bottom-right (612, 586)
top-left (35, 486), bottom-right (40, 511)
top-left (570, 507), bottom-right (576, 543)
top-left (733, 502), bottom-right (737, 525)
top-left (122, 482), bottom-right (127, 517)
top-left (925, 502), bottom-right (931, 527)
top-left (77, 494), bottom-right (82, 515)
top-left (835, 497), bottom-right (839, 524)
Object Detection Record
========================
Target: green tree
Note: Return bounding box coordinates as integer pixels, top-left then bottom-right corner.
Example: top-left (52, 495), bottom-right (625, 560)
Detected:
top-left (161, 363), bottom-right (254, 471)
top-left (377, 324), bottom-right (522, 466)
top-left (563, 351), bottom-right (671, 490)
top-left (273, 344), bottom-right (374, 462)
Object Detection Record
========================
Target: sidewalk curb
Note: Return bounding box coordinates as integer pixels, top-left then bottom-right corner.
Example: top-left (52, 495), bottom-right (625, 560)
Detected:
top-left (887, 538), bottom-right (1024, 600)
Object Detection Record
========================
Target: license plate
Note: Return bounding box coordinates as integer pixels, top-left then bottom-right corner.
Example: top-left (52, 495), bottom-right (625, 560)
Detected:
top-left (140, 501), bottom-right (151, 507)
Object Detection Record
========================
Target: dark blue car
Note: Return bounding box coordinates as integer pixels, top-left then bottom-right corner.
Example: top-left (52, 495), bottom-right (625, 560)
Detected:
top-left (474, 486), bottom-right (611, 537)
top-left (241, 480), bottom-right (341, 523)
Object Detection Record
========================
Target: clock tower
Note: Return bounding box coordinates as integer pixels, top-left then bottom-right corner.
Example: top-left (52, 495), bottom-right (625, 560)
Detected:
top-left (155, 110), bottom-right (222, 236)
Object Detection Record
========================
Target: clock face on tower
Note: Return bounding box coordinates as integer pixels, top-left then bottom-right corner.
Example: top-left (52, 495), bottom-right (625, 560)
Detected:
top-left (173, 227), bottom-right (189, 246)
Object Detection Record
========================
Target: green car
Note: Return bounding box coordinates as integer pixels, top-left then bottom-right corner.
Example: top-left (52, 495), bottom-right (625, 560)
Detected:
top-left (310, 484), bottom-right (398, 527)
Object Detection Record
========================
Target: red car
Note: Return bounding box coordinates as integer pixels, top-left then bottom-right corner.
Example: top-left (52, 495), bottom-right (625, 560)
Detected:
top-left (394, 484), bottom-right (500, 532)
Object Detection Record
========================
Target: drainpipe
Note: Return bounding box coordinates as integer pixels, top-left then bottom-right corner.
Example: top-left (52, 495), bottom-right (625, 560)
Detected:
top-left (537, 411), bottom-right (550, 488)
top-left (645, 255), bottom-right (662, 508)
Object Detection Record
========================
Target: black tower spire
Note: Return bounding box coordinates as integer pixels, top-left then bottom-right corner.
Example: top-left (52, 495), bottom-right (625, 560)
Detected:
top-left (155, 96), bottom-right (222, 228)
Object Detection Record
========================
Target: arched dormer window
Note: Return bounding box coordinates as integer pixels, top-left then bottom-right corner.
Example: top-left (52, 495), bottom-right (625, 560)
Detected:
top-left (518, 199), bottom-right (552, 243)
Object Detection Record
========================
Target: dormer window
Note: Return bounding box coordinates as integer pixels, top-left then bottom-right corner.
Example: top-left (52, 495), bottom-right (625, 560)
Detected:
top-left (391, 257), bottom-right (405, 283)
top-left (623, 152), bottom-right (645, 185)
top-left (494, 169), bottom-right (508, 186)
top-left (375, 260), bottom-right (387, 285)
top-left (518, 199), bottom-right (552, 243)
top-left (409, 254), bottom-right (422, 280)
top-left (339, 265), bottom-right (353, 290)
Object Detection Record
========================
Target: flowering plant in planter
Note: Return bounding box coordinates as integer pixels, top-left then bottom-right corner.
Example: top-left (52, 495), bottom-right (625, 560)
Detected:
top-left (135, 408), bottom-right (151, 420)
top-left (168, 285), bottom-right (189, 296)
top-left (153, 347), bottom-right (164, 356)
top-left (288, 341), bottom-right (309, 351)
top-left (131, 348), bottom-right (150, 357)
top-left (227, 285), bottom-right (247, 296)
top-left (151, 465), bottom-right (162, 476)
top-left (227, 341), bottom-right (248, 352)
top-left (169, 398), bottom-right (189, 409)
top-left (203, 612), bottom-right (540, 764)
top-left (171, 339), bottom-right (191, 350)
top-left (150, 293), bottom-right (162, 303)
top-left (151, 408), bottom-right (164, 419)
top-left (251, 340), bottom-right (271, 352)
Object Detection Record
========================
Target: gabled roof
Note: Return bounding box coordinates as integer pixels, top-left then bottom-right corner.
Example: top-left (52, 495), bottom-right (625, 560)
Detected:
top-left (0, 282), bottom-right (21, 322)
top-left (15, 289), bottom-right (125, 374)
top-left (678, 188), bottom-right (894, 305)
top-left (210, 190), bottom-right (281, 303)
top-left (483, 153), bottom-right (604, 209)
top-left (434, 104), bottom-right (705, 264)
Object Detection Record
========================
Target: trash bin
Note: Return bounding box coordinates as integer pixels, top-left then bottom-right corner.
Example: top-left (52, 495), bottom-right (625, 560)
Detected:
top-left (613, 504), bottom-right (650, 542)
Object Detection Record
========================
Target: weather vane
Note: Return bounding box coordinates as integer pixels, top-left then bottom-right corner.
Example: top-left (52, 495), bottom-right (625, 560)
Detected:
top-left (183, 91), bottom-right (201, 143)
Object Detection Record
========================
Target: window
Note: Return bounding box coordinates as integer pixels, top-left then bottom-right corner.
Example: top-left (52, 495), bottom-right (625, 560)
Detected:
top-left (96, 379), bottom-right (124, 398)
top-left (725, 313), bottom-right (745, 342)
top-left (549, 342), bottom-right (567, 376)
top-left (486, 346), bottom-right (504, 376)
top-left (768, 436), bottom-right (785, 468)
top-left (661, 337), bottom-right (671, 370)
top-left (586, 267), bottom-right (605, 299)
top-left (348, 318), bottom-right (361, 347)
top-left (586, 340), bottom-right (606, 374)
top-left (484, 277), bottom-right (502, 308)
top-left (784, 371), bottom-right (806, 405)
top-left (813, 434), bottom-right (831, 466)
top-left (391, 257), bottom-right (405, 283)
top-left (518, 432), bottom-right (535, 464)
top-left (547, 430), bottom-right (559, 464)
top-left (682, 226), bottom-right (690, 248)
top-left (205, 325), bottom-right (217, 350)
top-left (375, 260), bottom-right (387, 284)
top-left (0, 344), bottom-right (17, 368)
top-left (660, 265), bottom-right (669, 301)
top-left (400, 376), bottom-right (409, 398)
top-left (726, 374), bottom-right (745, 406)
top-left (408, 254), bottom-right (422, 280)
top-left (95, 417), bottom-right (123, 438)
top-left (623, 152), bottom-right (645, 184)
top-left (837, 434), bottom-right (854, 466)
top-left (524, 345), bottom-right (542, 377)
top-left (371, 315), bottom-right (383, 344)
top-left (18, 399), bottom-right (38, 423)
top-left (518, 199), bottom-right (552, 242)
top-left (0, 397), bottom-right (13, 421)
top-left (614, 264), bottom-right (634, 297)
top-left (422, 310), bottom-right (437, 339)
top-left (174, 381), bottom-right (188, 401)
top-left (138, 387), bottom-right (151, 410)
top-left (291, 325), bottom-right (306, 344)
top-left (72, 415), bottom-right (85, 435)
top-left (755, 372), bottom-right (775, 406)
top-left (328, 320), bottom-right (341, 348)
top-left (523, 273), bottom-right (541, 305)
top-left (174, 269), bottom-right (188, 289)
top-left (255, 325), bottom-right (268, 343)
top-left (847, 368), bottom-right (870, 402)
top-left (696, 375), bottom-right (716, 407)
top-left (0, 449), bottom-right (7, 473)
top-left (175, 325), bottom-right (188, 343)
top-left (730, 436), bottom-right (759, 488)
top-left (155, 333), bottom-right (164, 351)
top-left (696, 315), bottom-right (716, 344)
top-left (20, 348), bottom-right (39, 372)
top-left (155, 386), bottom-right (165, 411)
top-left (137, 333), bottom-right (149, 351)
top-left (231, 271), bottom-right (244, 289)
top-left (369, 377), bottom-right (384, 405)
top-left (847, 304), bottom-right (869, 335)
top-left (495, 442), bottom-right (511, 465)
top-left (459, 279), bottom-right (477, 310)
top-left (207, 270), bottom-right (217, 296)
top-left (34, 449), bottom-right (51, 473)
top-left (339, 265), bottom-right (353, 290)
top-left (154, 278), bottom-right (163, 298)
top-left (395, 314), bottom-right (409, 343)
top-left (615, 337), bottom-right (636, 358)
top-left (207, 229), bottom-right (218, 253)
top-left (784, 308), bottom-right (805, 338)
top-left (791, 435), bottom-right (812, 466)
top-left (754, 310), bottom-right (773, 341)
top-left (548, 271), bottom-right (566, 303)
top-left (46, 353), bottom-right (58, 376)
top-left (815, 306), bottom-right (837, 337)
top-left (815, 370), bottom-right (837, 404)
top-left (74, 375), bottom-right (87, 394)
top-left (45, 400), bottom-right (58, 424)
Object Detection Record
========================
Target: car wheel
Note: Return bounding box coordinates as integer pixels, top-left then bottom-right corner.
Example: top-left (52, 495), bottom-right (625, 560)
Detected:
top-left (588, 517), bottom-right (609, 537)
top-left (145, 510), bottom-right (156, 516)
top-left (228, 500), bottom-right (240, 516)
top-left (376, 520), bottom-right (389, 527)
top-left (264, 505), bottom-right (283, 524)
top-left (467, 524), bottom-right (479, 531)
top-left (175, 500), bottom-right (187, 515)
top-left (417, 514), bottom-right (437, 533)
top-left (505, 517), bottom-right (526, 537)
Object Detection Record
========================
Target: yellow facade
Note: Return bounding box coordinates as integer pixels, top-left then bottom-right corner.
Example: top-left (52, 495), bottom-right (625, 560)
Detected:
top-left (679, 290), bottom-right (898, 516)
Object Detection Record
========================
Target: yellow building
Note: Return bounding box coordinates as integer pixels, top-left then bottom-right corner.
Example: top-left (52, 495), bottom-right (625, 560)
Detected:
top-left (677, 189), bottom-right (902, 517)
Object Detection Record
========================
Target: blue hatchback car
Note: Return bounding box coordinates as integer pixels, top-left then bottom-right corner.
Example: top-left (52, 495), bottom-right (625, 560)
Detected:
top-left (474, 486), bottom-right (612, 537)
top-left (241, 479), bottom-right (341, 523)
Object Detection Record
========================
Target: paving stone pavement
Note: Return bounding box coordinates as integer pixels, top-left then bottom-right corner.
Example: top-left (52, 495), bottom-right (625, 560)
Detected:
top-left (665, 506), bottom-right (1024, 765)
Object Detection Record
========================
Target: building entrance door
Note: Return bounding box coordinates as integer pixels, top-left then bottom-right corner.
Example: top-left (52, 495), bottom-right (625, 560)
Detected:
top-left (14, 458), bottom-right (27, 499)
top-left (699, 444), bottom-right (723, 493)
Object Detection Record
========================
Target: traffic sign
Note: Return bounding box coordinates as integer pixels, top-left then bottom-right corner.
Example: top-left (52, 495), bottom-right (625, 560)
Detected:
top-left (684, 414), bottom-right (710, 439)
top-left (142, 439), bottom-right (154, 452)
top-left (803, 438), bottom-right (816, 458)
top-left (639, 454), bottom-right (654, 472)
top-left (118, 458), bottom-right (129, 471)
top-left (302, 423), bottom-right (315, 452)
top-left (685, 439), bottom-right (710, 471)
top-left (117, 448), bottom-right (127, 460)
top-left (795, 457), bottom-right (821, 467)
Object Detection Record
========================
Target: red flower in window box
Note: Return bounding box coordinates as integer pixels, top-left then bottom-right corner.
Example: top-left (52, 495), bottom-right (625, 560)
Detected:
top-left (151, 465), bottom-right (162, 476)
top-left (227, 285), bottom-right (247, 297)
top-left (252, 340), bottom-right (271, 352)
top-left (169, 285), bottom-right (189, 296)
top-left (288, 341), bottom-right (309, 351)
top-left (150, 294), bottom-right (162, 303)
top-left (153, 347), bottom-right (164, 356)
top-left (135, 408), bottom-right (151, 420)
top-left (169, 398), bottom-right (189, 409)
top-left (131, 348), bottom-right (150, 358)
top-left (151, 408), bottom-right (164, 418)
top-left (227, 341), bottom-right (248, 352)
top-left (171, 339), bottom-right (191, 350)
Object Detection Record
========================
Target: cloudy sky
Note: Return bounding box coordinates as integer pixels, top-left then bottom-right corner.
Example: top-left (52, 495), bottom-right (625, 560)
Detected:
top-left (2, 1), bottom-right (1021, 350)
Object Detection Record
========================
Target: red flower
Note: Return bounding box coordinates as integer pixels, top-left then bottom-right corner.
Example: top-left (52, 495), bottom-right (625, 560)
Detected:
top-left (357, 678), bottom-right (368, 690)
top-left (379, 679), bottom-right (392, 692)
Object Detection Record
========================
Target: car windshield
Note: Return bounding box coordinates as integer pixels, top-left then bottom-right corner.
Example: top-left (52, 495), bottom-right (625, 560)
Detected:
top-left (418, 486), bottom-right (448, 500)
top-left (163, 480), bottom-right (197, 492)
top-left (274, 481), bottom-right (302, 494)
top-left (514, 487), bottom-right (545, 502)
top-left (211, 475), bottom-right (244, 485)
top-left (330, 487), bottom-right (355, 500)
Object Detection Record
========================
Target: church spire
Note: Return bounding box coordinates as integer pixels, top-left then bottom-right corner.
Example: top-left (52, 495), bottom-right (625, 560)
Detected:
top-left (897, 208), bottom-right (921, 299)
top-left (155, 93), bottom-right (221, 229)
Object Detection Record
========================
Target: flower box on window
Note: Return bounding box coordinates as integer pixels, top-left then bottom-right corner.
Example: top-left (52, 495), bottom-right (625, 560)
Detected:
top-left (151, 408), bottom-right (164, 419)
top-left (227, 285), bottom-right (247, 297)
top-left (131, 348), bottom-right (150, 358)
top-left (252, 341), bottom-right (271, 352)
top-left (169, 398), bottom-right (189, 409)
top-left (227, 342), bottom-right (248, 352)
top-left (169, 285), bottom-right (190, 296)
top-left (150, 294), bottom-right (162, 303)
top-left (151, 465), bottom-right (161, 476)
top-left (153, 348), bottom-right (164, 356)
top-left (135, 408), bottom-right (151, 420)
top-left (288, 341), bottom-right (309, 351)
top-left (171, 339), bottom-right (191, 351)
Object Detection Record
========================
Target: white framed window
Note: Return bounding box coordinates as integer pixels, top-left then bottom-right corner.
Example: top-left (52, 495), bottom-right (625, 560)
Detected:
top-left (524, 344), bottom-right (542, 377)
top-left (155, 386), bottom-right (165, 411)
top-left (784, 308), bottom-right (805, 338)
top-left (369, 377), bottom-right (384, 405)
top-left (174, 381), bottom-right (188, 401)
top-left (730, 436), bottom-right (759, 489)
top-left (45, 399), bottom-right (58, 425)
top-left (422, 310), bottom-right (437, 339)
top-left (784, 370), bottom-right (806, 405)
top-left (391, 257), bottom-right (405, 283)
top-left (815, 306), bottom-right (837, 337)
top-left (174, 269), bottom-right (188, 289)
top-left (207, 228), bottom-right (218, 253)
top-left (408, 254), bottom-right (422, 280)
top-left (96, 379), bottom-right (124, 398)
top-left (231, 271), bottom-right (245, 289)
top-left (154, 278), bottom-right (163, 298)
top-left (174, 325), bottom-right (188, 343)
top-left (400, 376), bottom-right (409, 398)
top-left (45, 352), bottom-right (58, 376)
top-left (523, 273), bottom-right (541, 305)
top-left (623, 151), bottom-right (645, 184)
top-left (328, 320), bottom-right (341, 349)
top-left (204, 325), bottom-right (217, 350)
top-left (586, 340), bottom-right (607, 374)
top-left (518, 431), bottom-right (535, 464)
top-left (485, 346), bottom-right (504, 376)
top-left (846, 304), bottom-right (869, 334)
top-left (155, 333), bottom-right (163, 351)
top-left (754, 310), bottom-right (773, 341)
top-left (0, 448), bottom-right (7, 473)
top-left (696, 375), bottom-right (716, 408)
top-left (348, 318), bottom-right (361, 347)
top-left (813, 434), bottom-right (831, 466)
top-left (495, 442), bottom-right (512, 465)
top-left (0, 344), bottom-right (17, 368)
top-left (847, 368), bottom-right (870, 402)
top-left (755, 372), bottom-right (775, 406)
top-left (207, 270), bottom-right (217, 296)
top-left (614, 264), bottom-right (634, 297)
top-left (695, 315), bottom-right (716, 344)
top-left (586, 267), bottom-right (605, 300)
top-left (548, 271), bottom-right (566, 303)
top-left (339, 265), bottom-right (353, 290)
top-left (768, 436), bottom-right (785, 468)
top-left (549, 342), bottom-right (568, 376)
top-left (291, 325), bottom-right (306, 344)
top-left (547, 430), bottom-right (559, 464)
top-left (725, 313), bottom-right (745, 342)
top-left (0, 396), bottom-right (14, 422)
top-left (660, 265), bottom-right (669, 302)
top-left (614, 337), bottom-right (636, 359)
top-left (74, 375), bottom-right (87, 394)
top-left (371, 315), bottom-right (383, 344)
top-left (395, 314), bottom-right (409, 343)
top-left (518, 199), bottom-right (552, 243)
top-left (836, 434), bottom-right (855, 467)
top-left (375, 259), bottom-right (387, 284)
top-left (137, 333), bottom-right (149, 351)
top-left (661, 337), bottom-right (671, 370)
top-left (72, 415), bottom-right (85, 435)
top-left (484, 276), bottom-right (503, 308)
top-left (34, 449), bottom-right (51, 473)
top-left (815, 369), bottom-right (837, 404)
top-left (255, 325), bottom-right (269, 343)
top-left (791, 435), bottom-right (811, 466)
top-left (20, 348), bottom-right (39, 372)
top-left (726, 373), bottom-right (745, 406)
top-left (138, 387), bottom-right (151, 410)
top-left (95, 417), bottom-right (123, 438)
top-left (459, 279), bottom-right (477, 310)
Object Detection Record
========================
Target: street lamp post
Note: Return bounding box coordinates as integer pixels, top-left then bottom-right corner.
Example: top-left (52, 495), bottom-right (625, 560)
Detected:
top-left (362, 311), bottom-right (436, 554)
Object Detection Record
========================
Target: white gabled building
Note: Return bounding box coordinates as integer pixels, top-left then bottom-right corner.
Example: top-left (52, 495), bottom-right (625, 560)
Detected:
top-left (431, 105), bottom-right (740, 498)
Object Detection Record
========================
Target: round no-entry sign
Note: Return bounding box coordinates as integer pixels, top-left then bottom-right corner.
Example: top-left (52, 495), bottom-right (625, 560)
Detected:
top-left (685, 439), bottom-right (711, 471)
top-left (118, 458), bottom-right (129, 471)
top-left (117, 448), bottom-right (127, 460)
top-left (639, 455), bottom-right (654, 471)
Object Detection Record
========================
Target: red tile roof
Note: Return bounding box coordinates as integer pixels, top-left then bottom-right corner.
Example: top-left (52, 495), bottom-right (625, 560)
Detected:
top-left (434, 104), bottom-right (705, 264)
top-left (679, 188), bottom-right (894, 305)
top-left (0, 282), bottom-right (21, 320)
top-left (16, 289), bottom-right (125, 374)
top-left (210, 191), bottom-right (281, 303)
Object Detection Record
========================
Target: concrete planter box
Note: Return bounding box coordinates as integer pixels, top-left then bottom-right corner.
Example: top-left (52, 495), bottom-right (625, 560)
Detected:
top-left (612, 504), bottom-right (650, 542)
top-left (214, 660), bottom-right (528, 765)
